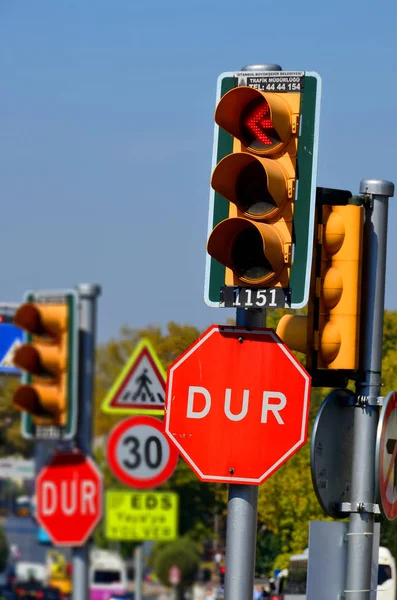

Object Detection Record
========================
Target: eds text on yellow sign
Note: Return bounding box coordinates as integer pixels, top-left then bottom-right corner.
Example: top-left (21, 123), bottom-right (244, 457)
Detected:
top-left (105, 490), bottom-right (178, 541)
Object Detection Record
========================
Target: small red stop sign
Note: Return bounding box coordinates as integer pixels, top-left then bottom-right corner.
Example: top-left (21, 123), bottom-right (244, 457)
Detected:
top-left (36, 450), bottom-right (103, 546)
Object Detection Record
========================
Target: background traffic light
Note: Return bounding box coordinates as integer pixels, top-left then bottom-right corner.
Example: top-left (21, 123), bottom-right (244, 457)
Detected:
top-left (276, 190), bottom-right (364, 374)
top-left (205, 70), bottom-right (321, 309)
top-left (13, 290), bottom-right (78, 440)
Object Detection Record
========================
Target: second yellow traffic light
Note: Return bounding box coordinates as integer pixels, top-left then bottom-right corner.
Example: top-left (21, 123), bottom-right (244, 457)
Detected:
top-left (277, 202), bottom-right (364, 371)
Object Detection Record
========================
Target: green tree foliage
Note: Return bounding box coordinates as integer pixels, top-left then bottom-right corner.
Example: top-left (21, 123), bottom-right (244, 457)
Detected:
top-left (93, 315), bottom-right (333, 570)
top-left (94, 322), bottom-right (224, 545)
top-left (152, 537), bottom-right (200, 587)
top-left (255, 528), bottom-right (281, 577)
top-left (254, 308), bottom-right (329, 570)
top-left (255, 311), bottom-right (397, 570)
top-left (94, 322), bottom-right (200, 437)
top-left (0, 526), bottom-right (9, 572)
top-left (0, 378), bottom-right (32, 457)
top-left (378, 311), bottom-right (397, 557)
top-left (93, 311), bottom-right (397, 573)
top-left (163, 461), bottom-right (226, 541)
top-left (257, 439), bottom-right (330, 570)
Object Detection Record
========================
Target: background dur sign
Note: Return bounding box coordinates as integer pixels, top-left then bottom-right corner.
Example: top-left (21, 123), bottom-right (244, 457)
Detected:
top-left (36, 450), bottom-right (103, 546)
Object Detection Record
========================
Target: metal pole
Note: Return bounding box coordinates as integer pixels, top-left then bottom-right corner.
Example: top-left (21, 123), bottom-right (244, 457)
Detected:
top-left (345, 180), bottom-right (394, 600)
top-left (72, 283), bottom-right (101, 600)
top-left (134, 545), bottom-right (143, 600)
top-left (224, 61), bottom-right (279, 600)
top-left (224, 307), bottom-right (266, 600)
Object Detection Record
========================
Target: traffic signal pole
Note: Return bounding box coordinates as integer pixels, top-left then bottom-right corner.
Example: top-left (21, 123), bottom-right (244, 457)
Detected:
top-left (72, 284), bottom-right (101, 600)
top-left (224, 306), bottom-right (265, 600)
top-left (223, 62), bottom-right (280, 600)
top-left (345, 180), bottom-right (394, 600)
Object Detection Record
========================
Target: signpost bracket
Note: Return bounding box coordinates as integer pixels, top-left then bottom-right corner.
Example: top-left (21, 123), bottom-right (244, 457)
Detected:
top-left (336, 502), bottom-right (380, 515)
top-left (355, 395), bottom-right (383, 407)
top-left (336, 394), bottom-right (383, 408)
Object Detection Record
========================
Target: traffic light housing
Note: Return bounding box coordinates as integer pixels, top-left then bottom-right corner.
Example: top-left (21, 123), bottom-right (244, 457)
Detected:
top-left (207, 86), bottom-right (300, 287)
top-left (207, 86), bottom-right (298, 289)
top-left (13, 290), bottom-right (78, 439)
top-left (205, 70), bottom-right (321, 309)
top-left (276, 191), bottom-right (364, 373)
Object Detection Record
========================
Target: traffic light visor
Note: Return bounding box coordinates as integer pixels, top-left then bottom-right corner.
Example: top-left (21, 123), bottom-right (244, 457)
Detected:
top-left (13, 385), bottom-right (43, 415)
top-left (13, 381), bottom-right (65, 422)
top-left (211, 152), bottom-right (289, 220)
top-left (207, 217), bottom-right (284, 284)
top-left (215, 87), bottom-right (293, 155)
top-left (14, 303), bottom-right (67, 336)
top-left (14, 343), bottom-right (66, 376)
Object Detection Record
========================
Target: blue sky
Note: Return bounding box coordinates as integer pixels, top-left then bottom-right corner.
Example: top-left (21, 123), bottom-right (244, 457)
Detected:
top-left (1, 0), bottom-right (397, 342)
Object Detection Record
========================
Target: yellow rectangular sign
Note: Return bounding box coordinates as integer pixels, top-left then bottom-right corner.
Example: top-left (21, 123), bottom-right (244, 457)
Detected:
top-left (106, 490), bottom-right (178, 541)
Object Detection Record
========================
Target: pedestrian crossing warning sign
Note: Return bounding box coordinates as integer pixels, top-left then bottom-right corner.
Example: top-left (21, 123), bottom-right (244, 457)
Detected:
top-left (101, 339), bottom-right (166, 415)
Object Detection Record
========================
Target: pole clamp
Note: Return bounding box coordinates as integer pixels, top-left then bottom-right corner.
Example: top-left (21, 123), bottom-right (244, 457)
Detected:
top-left (355, 395), bottom-right (383, 407)
top-left (336, 502), bottom-right (380, 514)
top-left (361, 192), bottom-right (374, 209)
top-left (343, 589), bottom-right (376, 595)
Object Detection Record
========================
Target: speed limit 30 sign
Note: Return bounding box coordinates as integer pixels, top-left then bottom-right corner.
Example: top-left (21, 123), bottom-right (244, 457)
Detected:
top-left (107, 416), bottom-right (178, 489)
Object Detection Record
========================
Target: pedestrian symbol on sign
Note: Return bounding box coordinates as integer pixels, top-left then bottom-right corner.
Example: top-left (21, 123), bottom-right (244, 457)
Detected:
top-left (101, 339), bottom-right (166, 415)
top-left (120, 363), bottom-right (164, 406)
top-left (130, 368), bottom-right (162, 404)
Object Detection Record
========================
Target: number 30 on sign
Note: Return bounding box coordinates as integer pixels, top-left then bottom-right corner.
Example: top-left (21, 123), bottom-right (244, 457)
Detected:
top-left (107, 416), bottom-right (178, 489)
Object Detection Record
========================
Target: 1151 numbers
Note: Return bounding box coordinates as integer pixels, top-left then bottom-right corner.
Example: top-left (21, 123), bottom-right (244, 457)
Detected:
top-left (221, 286), bottom-right (289, 309)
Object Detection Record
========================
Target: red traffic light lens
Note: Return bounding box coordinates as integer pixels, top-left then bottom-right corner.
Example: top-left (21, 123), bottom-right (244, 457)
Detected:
top-left (241, 98), bottom-right (281, 151)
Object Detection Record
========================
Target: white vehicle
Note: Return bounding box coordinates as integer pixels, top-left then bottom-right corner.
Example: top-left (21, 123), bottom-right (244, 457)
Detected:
top-left (377, 546), bottom-right (396, 600)
top-left (272, 546), bottom-right (396, 600)
top-left (279, 550), bottom-right (307, 600)
top-left (15, 561), bottom-right (48, 586)
top-left (90, 549), bottom-right (128, 600)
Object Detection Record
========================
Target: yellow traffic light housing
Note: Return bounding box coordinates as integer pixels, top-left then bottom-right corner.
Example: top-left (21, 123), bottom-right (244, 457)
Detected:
top-left (13, 303), bottom-right (68, 425)
top-left (318, 204), bottom-right (363, 369)
top-left (277, 193), bottom-right (364, 373)
top-left (12, 290), bottom-right (79, 439)
top-left (207, 85), bottom-right (299, 290)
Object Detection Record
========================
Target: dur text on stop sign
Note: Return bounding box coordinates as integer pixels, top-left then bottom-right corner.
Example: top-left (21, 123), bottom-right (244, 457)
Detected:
top-left (187, 386), bottom-right (287, 423)
top-left (41, 479), bottom-right (98, 516)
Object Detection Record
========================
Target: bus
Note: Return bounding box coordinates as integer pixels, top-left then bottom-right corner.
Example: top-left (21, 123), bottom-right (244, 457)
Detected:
top-left (89, 549), bottom-right (128, 600)
top-left (271, 546), bottom-right (396, 600)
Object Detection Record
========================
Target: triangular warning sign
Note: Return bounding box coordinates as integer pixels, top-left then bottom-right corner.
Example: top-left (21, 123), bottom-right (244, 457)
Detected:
top-left (0, 338), bottom-right (22, 368)
top-left (101, 339), bottom-right (166, 415)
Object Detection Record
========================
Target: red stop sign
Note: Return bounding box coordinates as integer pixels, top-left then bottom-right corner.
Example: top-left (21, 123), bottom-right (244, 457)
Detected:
top-left (36, 450), bottom-right (103, 546)
top-left (165, 326), bottom-right (311, 485)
